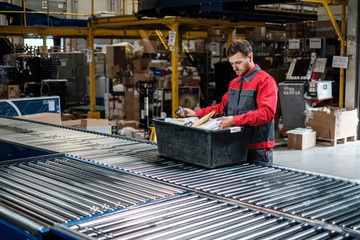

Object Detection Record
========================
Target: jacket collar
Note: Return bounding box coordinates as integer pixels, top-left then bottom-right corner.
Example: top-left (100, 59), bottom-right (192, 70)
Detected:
top-left (237, 64), bottom-right (261, 83)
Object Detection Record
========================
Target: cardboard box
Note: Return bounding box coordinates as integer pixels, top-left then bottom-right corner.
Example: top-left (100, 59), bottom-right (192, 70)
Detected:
top-left (106, 45), bottom-right (126, 65)
top-left (15, 112), bottom-right (61, 125)
top-left (62, 119), bottom-right (82, 127)
top-left (125, 89), bottom-right (140, 120)
top-left (148, 61), bottom-right (170, 69)
top-left (207, 29), bottom-right (223, 42)
top-left (133, 58), bottom-right (151, 71)
top-left (288, 130), bottom-right (316, 150)
top-left (1, 85), bottom-right (20, 99)
top-left (61, 113), bottom-right (74, 121)
top-left (316, 20), bottom-right (340, 28)
top-left (316, 30), bottom-right (336, 38)
top-left (80, 119), bottom-right (109, 127)
top-left (117, 120), bottom-right (139, 130)
top-left (133, 70), bottom-right (150, 85)
top-left (306, 107), bottom-right (358, 140)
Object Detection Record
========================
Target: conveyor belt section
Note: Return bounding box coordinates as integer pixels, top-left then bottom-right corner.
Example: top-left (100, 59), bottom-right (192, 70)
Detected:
top-left (0, 117), bottom-right (159, 161)
top-left (134, 162), bottom-right (360, 233)
top-left (0, 156), bottom-right (184, 237)
top-left (1, 117), bottom-right (360, 235)
top-left (55, 193), bottom-right (353, 240)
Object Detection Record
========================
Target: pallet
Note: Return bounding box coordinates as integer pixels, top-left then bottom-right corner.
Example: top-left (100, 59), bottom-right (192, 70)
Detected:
top-left (317, 135), bottom-right (356, 146)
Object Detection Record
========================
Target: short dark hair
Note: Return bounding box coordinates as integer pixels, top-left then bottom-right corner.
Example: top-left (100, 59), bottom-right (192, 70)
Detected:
top-left (227, 39), bottom-right (253, 57)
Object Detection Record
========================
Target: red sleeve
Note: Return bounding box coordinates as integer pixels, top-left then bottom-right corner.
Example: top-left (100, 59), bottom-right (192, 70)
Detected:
top-left (233, 75), bottom-right (278, 126)
top-left (195, 87), bottom-right (230, 117)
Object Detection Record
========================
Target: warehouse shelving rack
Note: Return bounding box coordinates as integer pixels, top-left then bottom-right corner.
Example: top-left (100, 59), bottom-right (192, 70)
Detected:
top-left (0, 0), bottom-right (347, 116)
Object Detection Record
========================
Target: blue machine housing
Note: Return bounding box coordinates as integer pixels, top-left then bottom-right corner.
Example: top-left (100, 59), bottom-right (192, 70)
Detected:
top-left (0, 2), bottom-right (87, 27)
top-left (138, 0), bottom-right (318, 23)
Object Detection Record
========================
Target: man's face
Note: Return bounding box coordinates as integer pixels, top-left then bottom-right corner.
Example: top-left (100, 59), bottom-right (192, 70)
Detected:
top-left (229, 52), bottom-right (253, 76)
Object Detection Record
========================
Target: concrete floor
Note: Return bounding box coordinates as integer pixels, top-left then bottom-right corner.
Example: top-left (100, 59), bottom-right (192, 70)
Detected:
top-left (273, 140), bottom-right (360, 183)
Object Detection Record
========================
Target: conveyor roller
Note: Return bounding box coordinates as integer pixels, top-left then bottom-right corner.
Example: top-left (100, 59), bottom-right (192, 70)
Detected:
top-left (0, 155), bottom-right (184, 233)
top-left (57, 193), bottom-right (352, 240)
top-left (1, 117), bottom-right (360, 239)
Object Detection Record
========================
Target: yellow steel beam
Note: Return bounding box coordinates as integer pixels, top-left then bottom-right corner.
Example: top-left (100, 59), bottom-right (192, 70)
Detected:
top-left (155, 30), bottom-right (168, 50)
top-left (170, 23), bottom-right (180, 118)
top-left (0, 26), bottom-right (88, 37)
top-left (138, 30), bottom-right (148, 39)
top-left (87, 26), bottom-right (100, 119)
top-left (94, 29), bottom-right (142, 38)
top-left (182, 31), bottom-right (207, 39)
top-left (226, 28), bottom-right (235, 49)
top-left (87, 0), bottom-right (99, 119)
top-left (301, 0), bottom-right (347, 4)
top-left (182, 42), bottom-right (194, 61)
top-left (42, 35), bottom-right (48, 57)
top-left (0, 26), bottom-right (145, 38)
top-left (322, 1), bottom-right (346, 43)
top-left (22, 0), bottom-right (26, 27)
top-left (0, 10), bottom-right (88, 17)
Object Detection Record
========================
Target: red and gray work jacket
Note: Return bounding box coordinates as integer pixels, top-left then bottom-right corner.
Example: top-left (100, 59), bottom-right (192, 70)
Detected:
top-left (196, 64), bottom-right (278, 149)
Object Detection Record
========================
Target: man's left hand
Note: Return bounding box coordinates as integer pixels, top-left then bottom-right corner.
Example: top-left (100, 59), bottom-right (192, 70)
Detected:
top-left (217, 116), bottom-right (235, 129)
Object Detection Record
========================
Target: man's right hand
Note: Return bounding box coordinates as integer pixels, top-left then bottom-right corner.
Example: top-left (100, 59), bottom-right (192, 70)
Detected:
top-left (183, 108), bottom-right (197, 117)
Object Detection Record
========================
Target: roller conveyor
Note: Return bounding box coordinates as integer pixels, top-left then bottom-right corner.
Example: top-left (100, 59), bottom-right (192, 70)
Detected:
top-left (0, 117), bottom-right (360, 239)
top-left (0, 155), bottom-right (184, 236)
top-left (56, 193), bottom-right (352, 240)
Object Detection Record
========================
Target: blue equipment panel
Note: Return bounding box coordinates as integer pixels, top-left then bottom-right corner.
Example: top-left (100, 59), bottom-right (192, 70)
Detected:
top-left (0, 96), bottom-right (60, 117)
top-left (0, 140), bottom-right (56, 161)
top-left (0, 220), bottom-right (39, 240)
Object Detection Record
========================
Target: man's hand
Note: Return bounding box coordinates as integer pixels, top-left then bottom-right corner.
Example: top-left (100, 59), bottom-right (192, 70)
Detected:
top-left (217, 116), bottom-right (235, 129)
top-left (183, 108), bottom-right (197, 117)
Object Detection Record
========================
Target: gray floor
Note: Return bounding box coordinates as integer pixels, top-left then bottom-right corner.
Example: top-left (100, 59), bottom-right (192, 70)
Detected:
top-left (273, 140), bottom-right (360, 183)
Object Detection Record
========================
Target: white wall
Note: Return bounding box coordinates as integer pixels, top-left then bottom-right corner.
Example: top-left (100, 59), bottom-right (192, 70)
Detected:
top-left (317, 5), bottom-right (346, 21)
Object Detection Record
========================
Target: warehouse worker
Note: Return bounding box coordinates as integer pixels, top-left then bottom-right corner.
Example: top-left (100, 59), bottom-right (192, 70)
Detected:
top-left (184, 39), bottom-right (278, 164)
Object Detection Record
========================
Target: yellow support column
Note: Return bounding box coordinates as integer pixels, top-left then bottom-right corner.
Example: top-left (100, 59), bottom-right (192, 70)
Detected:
top-left (138, 30), bottom-right (148, 39)
top-left (22, 0), bottom-right (26, 26)
top-left (42, 35), bottom-right (48, 57)
top-left (226, 28), bottom-right (235, 49)
top-left (321, 1), bottom-right (347, 107)
top-left (155, 30), bottom-right (169, 50)
top-left (87, 25), bottom-right (100, 119)
top-left (170, 23), bottom-right (180, 118)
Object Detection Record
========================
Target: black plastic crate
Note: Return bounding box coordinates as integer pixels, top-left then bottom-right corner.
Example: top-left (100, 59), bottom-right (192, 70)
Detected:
top-left (153, 119), bottom-right (252, 168)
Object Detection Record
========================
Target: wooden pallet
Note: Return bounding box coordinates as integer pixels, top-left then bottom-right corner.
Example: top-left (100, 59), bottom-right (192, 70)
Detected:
top-left (317, 135), bottom-right (356, 146)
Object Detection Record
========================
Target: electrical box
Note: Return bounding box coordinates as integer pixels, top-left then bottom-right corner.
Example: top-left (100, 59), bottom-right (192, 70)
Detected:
top-left (307, 81), bottom-right (332, 100)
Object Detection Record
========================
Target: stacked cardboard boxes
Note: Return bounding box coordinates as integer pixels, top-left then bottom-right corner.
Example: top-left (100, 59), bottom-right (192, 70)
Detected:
top-left (149, 60), bottom-right (171, 89)
top-left (0, 85), bottom-right (20, 99)
top-left (180, 66), bottom-right (201, 87)
top-left (104, 93), bottom-right (126, 119)
top-left (316, 20), bottom-right (341, 38)
top-left (286, 22), bottom-right (316, 39)
top-left (105, 45), bottom-right (127, 78)
top-left (125, 88), bottom-right (140, 121)
top-left (245, 27), bottom-right (269, 41)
